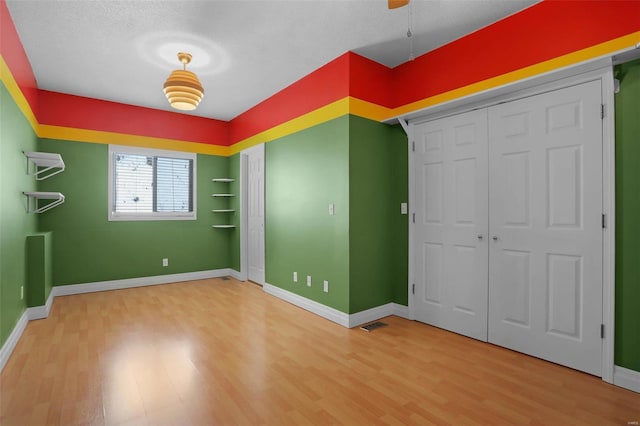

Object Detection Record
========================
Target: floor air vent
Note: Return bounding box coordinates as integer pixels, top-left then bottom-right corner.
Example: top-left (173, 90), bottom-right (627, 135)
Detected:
top-left (360, 321), bottom-right (387, 332)
top-left (221, 276), bottom-right (231, 281)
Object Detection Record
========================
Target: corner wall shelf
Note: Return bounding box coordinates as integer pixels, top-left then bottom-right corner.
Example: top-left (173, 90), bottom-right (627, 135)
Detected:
top-left (24, 151), bottom-right (65, 180)
top-left (211, 177), bottom-right (235, 228)
top-left (23, 192), bottom-right (65, 213)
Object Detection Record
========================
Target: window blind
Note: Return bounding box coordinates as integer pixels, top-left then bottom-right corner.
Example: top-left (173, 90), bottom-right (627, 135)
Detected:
top-left (111, 150), bottom-right (194, 218)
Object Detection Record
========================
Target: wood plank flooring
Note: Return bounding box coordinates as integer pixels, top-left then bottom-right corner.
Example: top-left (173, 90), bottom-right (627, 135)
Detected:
top-left (1, 277), bottom-right (638, 425)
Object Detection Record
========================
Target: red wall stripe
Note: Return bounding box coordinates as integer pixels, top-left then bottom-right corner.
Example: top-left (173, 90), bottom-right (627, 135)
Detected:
top-left (0, 0), bottom-right (38, 109)
top-left (37, 90), bottom-right (229, 145)
top-left (3, 0), bottom-right (640, 148)
top-left (230, 52), bottom-right (351, 144)
top-left (349, 52), bottom-right (394, 109)
top-left (392, 0), bottom-right (640, 107)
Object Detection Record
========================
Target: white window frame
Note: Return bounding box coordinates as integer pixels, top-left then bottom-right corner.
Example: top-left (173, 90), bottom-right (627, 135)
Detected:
top-left (108, 145), bottom-right (197, 221)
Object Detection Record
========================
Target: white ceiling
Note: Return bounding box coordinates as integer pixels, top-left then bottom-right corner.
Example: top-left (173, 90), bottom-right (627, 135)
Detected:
top-left (6, 0), bottom-right (538, 122)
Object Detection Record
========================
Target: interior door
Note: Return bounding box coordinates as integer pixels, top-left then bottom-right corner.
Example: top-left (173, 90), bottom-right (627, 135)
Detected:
top-left (413, 109), bottom-right (489, 341)
top-left (487, 80), bottom-right (603, 375)
top-left (246, 144), bottom-right (265, 284)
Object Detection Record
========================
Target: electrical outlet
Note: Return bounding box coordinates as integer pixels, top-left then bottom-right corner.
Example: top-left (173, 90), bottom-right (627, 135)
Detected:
top-left (162, 258), bottom-right (169, 267)
top-left (323, 280), bottom-right (329, 293)
top-left (20, 285), bottom-right (24, 300)
top-left (307, 275), bottom-right (312, 287)
top-left (401, 202), bottom-right (408, 214)
top-left (293, 272), bottom-right (298, 282)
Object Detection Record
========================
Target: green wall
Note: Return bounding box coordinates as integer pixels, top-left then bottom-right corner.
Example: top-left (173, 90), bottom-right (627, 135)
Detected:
top-left (349, 116), bottom-right (408, 312)
top-left (37, 139), bottom-right (232, 285)
top-left (265, 115), bottom-right (409, 314)
top-left (0, 83), bottom-right (38, 346)
top-left (26, 232), bottom-right (52, 307)
top-left (614, 58), bottom-right (640, 372)
top-left (266, 116), bottom-right (351, 312)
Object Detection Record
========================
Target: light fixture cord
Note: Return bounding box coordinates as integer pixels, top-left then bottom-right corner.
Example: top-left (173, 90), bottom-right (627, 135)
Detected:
top-left (407, 1), bottom-right (415, 61)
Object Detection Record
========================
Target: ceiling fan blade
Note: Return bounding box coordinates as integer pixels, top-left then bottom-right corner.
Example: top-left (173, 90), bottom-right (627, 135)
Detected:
top-left (388, 0), bottom-right (409, 9)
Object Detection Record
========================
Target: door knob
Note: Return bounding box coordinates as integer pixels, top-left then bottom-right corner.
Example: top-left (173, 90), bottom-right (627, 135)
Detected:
top-left (477, 234), bottom-right (483, 240)
top-left (492, 236), bottom-right (498, 241)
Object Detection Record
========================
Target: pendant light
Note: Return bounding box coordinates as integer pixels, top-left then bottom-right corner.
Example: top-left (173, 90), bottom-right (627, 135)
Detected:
top-left (163, 52), bottom-right (204, 111)
top-left (388, 0), bottom-right (409, 9)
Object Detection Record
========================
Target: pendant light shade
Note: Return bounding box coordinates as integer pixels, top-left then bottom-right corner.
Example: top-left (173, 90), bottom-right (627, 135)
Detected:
top-left (388, 0), bottom-right (409, 9)
top-left (163, 52), bottom-right (204, 111)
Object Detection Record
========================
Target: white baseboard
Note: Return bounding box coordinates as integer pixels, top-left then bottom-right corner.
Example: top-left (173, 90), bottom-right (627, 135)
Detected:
top-left (391, 303), bottom-right (410, 319)
top-left (0, 310), bottom-right (28, 373)
top-left (229, 269), bottom-right (245, 281)
top-left (51, 268), bottom-right (233, 297)
top-left (0, 269), bottom-right (232, 374)
top-left (263, 283), bottom-right (410, 328)
top-left (348, 302), bottom-right (410, 327)
top-left (263, 283), bottom-right (350, 327)
top-left (614, 365), bottom-right (640, 393)
top-left (349, 303), bottom-right (392, 327)
top-left (26, 289), bottom-right (55, 320)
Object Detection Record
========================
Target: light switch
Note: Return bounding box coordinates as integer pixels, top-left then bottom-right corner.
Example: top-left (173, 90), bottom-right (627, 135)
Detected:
top-left (329, 203), bottom-right (335, 216)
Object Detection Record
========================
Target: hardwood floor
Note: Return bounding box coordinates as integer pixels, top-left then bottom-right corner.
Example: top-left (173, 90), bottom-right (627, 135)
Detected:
top-left (1, 277), bottom-right (638, 425)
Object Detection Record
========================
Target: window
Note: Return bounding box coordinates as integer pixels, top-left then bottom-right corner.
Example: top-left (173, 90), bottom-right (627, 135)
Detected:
top-left (108, 145), bottom-right (197, 221)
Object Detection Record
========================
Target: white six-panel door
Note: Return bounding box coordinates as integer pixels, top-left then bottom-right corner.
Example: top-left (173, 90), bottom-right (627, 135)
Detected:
top-left (414, 109), bottom-right (489, 341)
top-left (412, 80), bottom-right (603, 375)
top-left (488, 80), bottom-right (603, 375)
top-left (246, 144), bottom-right (265, 284)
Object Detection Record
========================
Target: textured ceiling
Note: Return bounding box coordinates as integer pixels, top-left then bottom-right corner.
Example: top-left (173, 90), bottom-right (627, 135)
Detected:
top-left (6, 0), bottom-right (538, 121)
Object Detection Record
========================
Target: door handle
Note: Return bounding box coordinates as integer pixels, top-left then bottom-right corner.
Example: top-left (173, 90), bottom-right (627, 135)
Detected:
top-left (492, 236), bottom-right (498, 241)
top-left (477, 234), bottom-right (483, 240)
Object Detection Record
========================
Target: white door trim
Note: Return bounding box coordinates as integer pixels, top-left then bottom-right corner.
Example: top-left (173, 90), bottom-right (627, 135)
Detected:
top-left (408, 62), bottom-right (615, 383)
top-left (238, 153), bottom-right (248, 281)
top-left (241, 143), bottom-right (266, 285)
top-left (601, 66), bottom-right (615, 384)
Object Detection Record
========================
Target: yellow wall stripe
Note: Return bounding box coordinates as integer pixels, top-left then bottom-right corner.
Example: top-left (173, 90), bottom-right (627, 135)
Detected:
top-left (0, 55), bottom-right (39, 133)
top-left (387, 31), bottom-right (640, 119)
top-left (3, 31), bottom-right (639, 156)
top-left (38, 124), bottom-right (231, 156)
top-left (349, 97), bottom-right (393, 122)
top-left (228, 97), bottom-right (396, 154)
top-left (227, 97), bottom-right (350, 155)
top-left (227, 32), bottom-right (640, 150)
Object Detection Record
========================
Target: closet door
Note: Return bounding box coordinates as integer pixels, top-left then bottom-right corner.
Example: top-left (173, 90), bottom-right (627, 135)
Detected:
top-left (488, 80), bottom-right (603, 375)
top-left (413, 109), bottom-right (489, 341)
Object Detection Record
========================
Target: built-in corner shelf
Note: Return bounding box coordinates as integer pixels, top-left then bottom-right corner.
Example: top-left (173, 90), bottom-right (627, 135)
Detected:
top-left (211, 178), bottom-right (235, 229)
top-left (23, 192), bottom-right (65, 213)
top-left (24, 151), bottom-right (65, 180)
